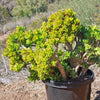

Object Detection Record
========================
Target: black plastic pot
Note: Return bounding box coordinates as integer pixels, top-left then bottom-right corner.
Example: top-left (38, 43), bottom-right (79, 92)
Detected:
top-left (44, 69), bottom-right (94, 100)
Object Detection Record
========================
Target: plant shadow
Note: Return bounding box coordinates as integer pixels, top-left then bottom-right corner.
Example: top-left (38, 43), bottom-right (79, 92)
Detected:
top-left (94, 91), bottom-right (100, 100)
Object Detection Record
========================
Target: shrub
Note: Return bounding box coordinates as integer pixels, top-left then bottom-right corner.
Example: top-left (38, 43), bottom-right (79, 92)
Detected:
top-left (4, 9), bottom-right (100, 82)
top-left (12, 0), bottom-right (47, 18)
top-left (29, 15), bottom-right (48, 30)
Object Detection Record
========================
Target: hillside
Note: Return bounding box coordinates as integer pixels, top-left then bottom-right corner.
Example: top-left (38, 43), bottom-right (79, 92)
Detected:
top-left (0, 0), bottom-right (100, 34)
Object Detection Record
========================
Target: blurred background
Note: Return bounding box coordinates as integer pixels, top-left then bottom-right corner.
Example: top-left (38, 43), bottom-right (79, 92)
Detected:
top-left (0, 0), bottom-right (100, 34)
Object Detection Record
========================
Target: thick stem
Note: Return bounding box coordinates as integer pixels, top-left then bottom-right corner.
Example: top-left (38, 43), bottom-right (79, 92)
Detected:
top-left (56, 57), bottom-right (67, 80)
top-left (82, 52), bottom-right (88, 60)
top-left (55, 43), bottom-right (67, 80)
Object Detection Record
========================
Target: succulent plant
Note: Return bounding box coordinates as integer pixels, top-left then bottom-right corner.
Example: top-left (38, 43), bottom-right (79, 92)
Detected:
top-left (4, 9), bottom-right (100, 82)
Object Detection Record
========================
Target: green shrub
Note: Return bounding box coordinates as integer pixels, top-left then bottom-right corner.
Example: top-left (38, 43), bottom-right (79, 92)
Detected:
top-left (29, 15), bottom-right (48, 30)
top-left (4, 9), bottom-right (100, 82)
top-left (12, 0), bottom-right (47, 18)
top-left (0, 6), bottom-right (10, 24)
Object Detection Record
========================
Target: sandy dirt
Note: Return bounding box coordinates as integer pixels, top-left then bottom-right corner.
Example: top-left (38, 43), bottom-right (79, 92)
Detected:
top-left (0, 80), bottom-right (46, 100)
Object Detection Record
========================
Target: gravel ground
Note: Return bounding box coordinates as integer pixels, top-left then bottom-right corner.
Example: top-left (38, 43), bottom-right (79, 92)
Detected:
top-left (0, 58), bottom-right (46, 100)
top-left (0, 58), bottom-right (100, 100)
top-left (91, 67), bottom-right (100, 100)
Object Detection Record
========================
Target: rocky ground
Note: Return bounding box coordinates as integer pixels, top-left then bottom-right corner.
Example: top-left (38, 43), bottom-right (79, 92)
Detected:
top-left (0, 80), bottom-right (46, 100)
top-left (0, 58), bottom-right (46, 100)
top-left (91, 67), bottom-right (100, 100)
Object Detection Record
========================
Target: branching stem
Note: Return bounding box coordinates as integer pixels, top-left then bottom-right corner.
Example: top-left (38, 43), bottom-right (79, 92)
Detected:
top-left (55, 44), bottom-right (67, 80)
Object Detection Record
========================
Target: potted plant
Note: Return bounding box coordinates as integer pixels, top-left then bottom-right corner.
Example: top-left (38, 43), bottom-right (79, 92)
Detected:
top-left (4, 9), bottom-right (100, 100)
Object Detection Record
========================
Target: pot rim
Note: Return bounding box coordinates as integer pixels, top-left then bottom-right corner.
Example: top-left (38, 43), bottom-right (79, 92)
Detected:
top-left (43, 69), bottom-right (94, 88)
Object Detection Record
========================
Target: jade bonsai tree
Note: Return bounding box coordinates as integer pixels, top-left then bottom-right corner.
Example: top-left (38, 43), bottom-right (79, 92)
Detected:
top-left (4, 9), bottom-right (100, 82)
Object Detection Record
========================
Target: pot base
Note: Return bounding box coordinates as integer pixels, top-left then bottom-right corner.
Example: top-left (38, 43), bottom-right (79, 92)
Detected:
top-left (45, 84), bottom-right (91, 100)
top-left (44, 69), bottom-right (94, 100)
